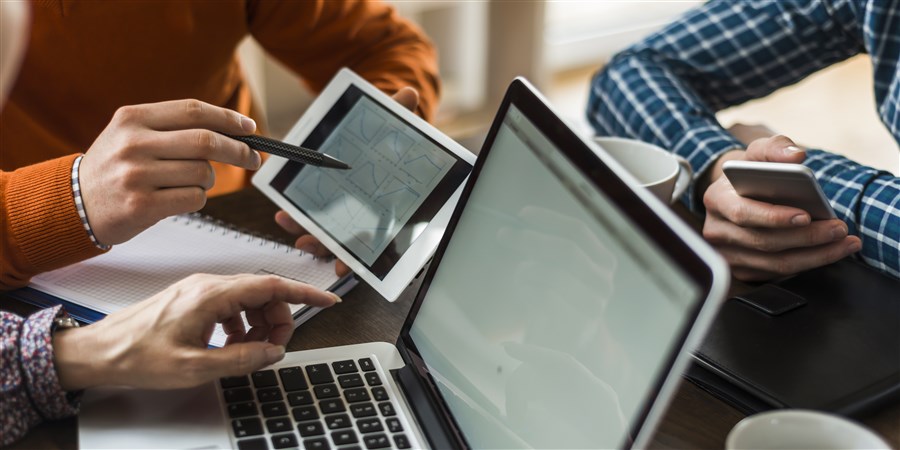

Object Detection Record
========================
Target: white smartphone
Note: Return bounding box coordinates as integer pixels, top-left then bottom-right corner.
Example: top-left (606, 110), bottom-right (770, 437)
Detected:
top-left (722, 160), bottom-right (836, 220)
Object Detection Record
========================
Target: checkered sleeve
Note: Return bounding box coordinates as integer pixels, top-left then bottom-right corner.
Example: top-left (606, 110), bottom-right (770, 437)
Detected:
top-left (805, 150), bottom-right (899, 278)
top-left (1, 306), bottom-right (80, 446)
top-left (586, 0), bottom-right (866, 207)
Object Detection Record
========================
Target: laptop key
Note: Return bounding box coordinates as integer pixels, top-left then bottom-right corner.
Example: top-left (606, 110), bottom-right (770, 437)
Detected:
top-left (358, 358), bottom-right (375, 372)
top-left (251, 370), bottom-right (278, 388)
top-left (377, 402), bottom-right (395, 417)
top-left (237, 437), bottom-right (268, 450)
top-left (221, 375), bottom-right (250, 389)
top-left (256, 387), bottom-right (283, 403)
top-left (343, 387), bottom-right (370, 403)
top-left (291, 406), bottom-right (319, 422)
top-left (232, 418), bottom-right (263, 438)
top-left (356, 417), bottom-right (383, 433)
top-left (332, 429), bottom-right (359, 445)
top-left (385, 418), bottom-right (403, 433)
top-left (324, 413), bottom-right (351, 429)
top-left (350, 402), bottom-right (377, 418)
top-left (278, 366), bottom-right (308, 391)
top-left (265, 417), bottom-right (292, 434)
top-left (363, 433), bottom-right (390, 449)
top-left (228, 402), bottom-right (258, 418)
top-left (319, 398), bottom-right (346, 414)
top-left (370, 387), bottom-right (388, 402)
top-left (338, 373), bottom-right (365, 389)
top-left (261, 401), bottom-right (288, 418)
top-left (304, 437), bottom-right (330, 450)
top-left (306, 363), bottom-right (334, 384)
top-left (224, 387), bottom-right (253, 403)
top-left (393, 434), bottom-right (411, 449)
top-left (297, 421), bottom-right (325, 437)
top-left (287, 390), bottom-right (313, 406)
top-left (364, 372), bottom-right (382, 386)
top-left (270, 433), bottom-right (298, 449)
top-left (314, 383), bottom-right (340, 399)
top-left (332, 359), bottom-right (358, 374)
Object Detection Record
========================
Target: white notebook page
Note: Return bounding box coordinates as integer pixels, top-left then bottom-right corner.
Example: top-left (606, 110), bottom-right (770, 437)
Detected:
top-left (30, 214), bottom-right (339, 347)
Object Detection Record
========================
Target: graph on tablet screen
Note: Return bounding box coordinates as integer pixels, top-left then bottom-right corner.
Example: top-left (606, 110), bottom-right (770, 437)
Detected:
top-left (284, 97), bottom-right (455, 265)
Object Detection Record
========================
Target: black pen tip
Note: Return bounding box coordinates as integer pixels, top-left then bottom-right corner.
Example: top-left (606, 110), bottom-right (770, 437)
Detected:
top-left (321, 153), bottom-right (352, 170)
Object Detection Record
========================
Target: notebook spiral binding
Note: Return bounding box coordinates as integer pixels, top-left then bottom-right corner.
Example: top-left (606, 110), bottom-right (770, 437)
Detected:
top-left (171, 213), bottom-right (332, 261)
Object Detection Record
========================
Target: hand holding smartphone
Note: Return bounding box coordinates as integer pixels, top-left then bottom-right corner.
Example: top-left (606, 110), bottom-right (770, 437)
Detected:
top-left (722, 161), bottom-right (836, 220)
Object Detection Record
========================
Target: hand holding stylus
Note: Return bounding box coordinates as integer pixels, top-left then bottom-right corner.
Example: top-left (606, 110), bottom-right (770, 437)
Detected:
top-left (80, 99), bottom-right (262, 246)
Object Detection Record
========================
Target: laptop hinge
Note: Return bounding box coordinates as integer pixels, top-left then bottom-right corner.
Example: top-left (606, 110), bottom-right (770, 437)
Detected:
top-left (392, 366), bottom-right (460, 449)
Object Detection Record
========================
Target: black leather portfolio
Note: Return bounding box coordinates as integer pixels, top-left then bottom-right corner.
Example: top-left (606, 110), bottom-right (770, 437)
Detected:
top-left (687, 258), bottom-right (900, 417)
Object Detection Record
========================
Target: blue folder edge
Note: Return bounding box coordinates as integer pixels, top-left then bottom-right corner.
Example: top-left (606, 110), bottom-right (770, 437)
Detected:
top-left (8, 274), bottom-right (358, 347)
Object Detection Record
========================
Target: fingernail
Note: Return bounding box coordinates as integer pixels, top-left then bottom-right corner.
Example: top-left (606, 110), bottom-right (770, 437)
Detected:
top-left (251, 150), bottom-right (262, 169)
top-left (830, 224), bottom-right (847, 240)
top-left (790, 214), bottom-right (810, 226)
top-left (265, 345), bottom-right (285, 364)
top-left (847, 241), bottom-right (861, 253)
top-left (300, 244), bottom-right (317, 254)
top-left (784, 145), bottom-right (804, 154)
top-left (240, 116), bottom-right (257, 133)
top-left (329, 293), bottom-right (342, 304)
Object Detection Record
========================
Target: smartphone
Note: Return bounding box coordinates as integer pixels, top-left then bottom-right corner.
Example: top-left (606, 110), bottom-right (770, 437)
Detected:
top-left (722, 160), bottom-right (836, 220)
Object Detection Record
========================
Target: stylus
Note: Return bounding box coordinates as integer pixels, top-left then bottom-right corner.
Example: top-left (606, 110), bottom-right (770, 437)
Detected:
top-left (222, 133), bottom-right (351, 170)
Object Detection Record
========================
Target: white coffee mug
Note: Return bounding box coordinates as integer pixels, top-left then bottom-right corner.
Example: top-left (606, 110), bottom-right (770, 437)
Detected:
top-left (592, 137), bottom-right (693, 204)
top-left (726, 410), bottom-right (890, 450)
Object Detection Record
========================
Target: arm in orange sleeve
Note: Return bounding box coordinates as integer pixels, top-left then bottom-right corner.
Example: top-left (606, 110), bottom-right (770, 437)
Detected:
top-left (246, 0), bottom-right (441, 121)
top-left (1, 155), bottom-right (105, 290)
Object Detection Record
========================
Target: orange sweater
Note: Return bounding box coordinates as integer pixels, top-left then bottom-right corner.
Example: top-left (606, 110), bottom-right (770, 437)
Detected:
top-left (0, 0), bottom-right (439, 289)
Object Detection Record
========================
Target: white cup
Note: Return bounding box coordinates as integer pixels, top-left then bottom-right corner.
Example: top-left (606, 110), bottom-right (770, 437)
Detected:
top-left (726, 410), bottom-right (891, 450)
top-left (592, 137), bottom-right (693, 204)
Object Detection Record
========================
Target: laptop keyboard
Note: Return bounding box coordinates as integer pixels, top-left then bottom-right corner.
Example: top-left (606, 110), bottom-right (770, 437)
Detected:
top-left (219, 357), bottom-right (414, 450)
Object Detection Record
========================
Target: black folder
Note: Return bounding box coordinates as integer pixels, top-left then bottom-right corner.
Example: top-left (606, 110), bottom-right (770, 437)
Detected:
top-left (687, 258), bottom-right (900, 417)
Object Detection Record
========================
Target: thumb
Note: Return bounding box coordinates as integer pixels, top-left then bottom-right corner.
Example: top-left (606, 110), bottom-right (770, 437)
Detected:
top-left (745, 135), bottom-right (806, 164)
top-left (391, 87), bottom-right (419, 113)
top-left (191, 342), bottom-right (286, 381)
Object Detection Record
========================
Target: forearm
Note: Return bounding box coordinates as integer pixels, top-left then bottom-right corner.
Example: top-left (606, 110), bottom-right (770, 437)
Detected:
top-left (587, 0), bottom-right (865, 207)
top-left (0, 307), bottom-right (80, 446)
top-left (587, 55), bottom-right (744, 208)
top-left (1, 156), bottom-right (105, 289)
top-left (803, 150), bottom-right (899, 278)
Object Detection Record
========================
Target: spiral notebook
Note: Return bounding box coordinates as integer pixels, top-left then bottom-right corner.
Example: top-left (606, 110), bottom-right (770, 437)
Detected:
top-left (11, 214), bottom-right (356, 347)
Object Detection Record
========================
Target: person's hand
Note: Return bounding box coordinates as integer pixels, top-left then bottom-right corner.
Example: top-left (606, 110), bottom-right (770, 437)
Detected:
top-left (79, 99), bottom-right (263, 246)
top-left (52, 273), bottom-right (340, 391)
top-left (701, 135), bottom-right (861, 281)
top-left (274, 87), bottom-right (421, 276)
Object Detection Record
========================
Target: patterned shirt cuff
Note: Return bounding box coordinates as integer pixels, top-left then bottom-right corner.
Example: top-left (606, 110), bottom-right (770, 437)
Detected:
top-left (71, 155), bottom-right (111, 250)
top-left (20, 306), bottom-right (82, 421)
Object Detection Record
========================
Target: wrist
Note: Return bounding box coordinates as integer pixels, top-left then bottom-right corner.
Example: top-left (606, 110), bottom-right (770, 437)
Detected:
top-left (699, 148), bottom-right (744, 192)
top-left (53, 324), bottom-right (113, 391)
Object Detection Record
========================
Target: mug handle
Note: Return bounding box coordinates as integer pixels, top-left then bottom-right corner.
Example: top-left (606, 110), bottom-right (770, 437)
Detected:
top-left (671, 156), bottom-right (694, 203)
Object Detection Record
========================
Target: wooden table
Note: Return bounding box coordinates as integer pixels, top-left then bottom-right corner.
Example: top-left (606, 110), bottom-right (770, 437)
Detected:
top-left (4, 188), bottom-right (898, 449)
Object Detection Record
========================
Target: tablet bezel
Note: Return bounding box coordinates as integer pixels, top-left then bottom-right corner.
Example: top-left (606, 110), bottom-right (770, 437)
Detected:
top-left (252, 68), bottom-right (476, 302)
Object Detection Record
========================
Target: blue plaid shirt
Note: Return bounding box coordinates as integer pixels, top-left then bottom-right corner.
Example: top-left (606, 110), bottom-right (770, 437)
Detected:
top-left (587, 0), bottom-right (899, 278)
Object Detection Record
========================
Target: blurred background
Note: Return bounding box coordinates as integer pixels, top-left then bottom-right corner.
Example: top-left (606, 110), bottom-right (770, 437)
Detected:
top-left (239, 0), bottom-right (897, 175)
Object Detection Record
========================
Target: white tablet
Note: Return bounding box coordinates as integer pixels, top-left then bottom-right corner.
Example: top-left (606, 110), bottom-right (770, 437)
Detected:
top-left (253, 68), bottom-right (475, 301)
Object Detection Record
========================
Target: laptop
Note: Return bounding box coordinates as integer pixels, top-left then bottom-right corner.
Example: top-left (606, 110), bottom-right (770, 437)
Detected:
top-left (79, 78), bottom-right (729, 449)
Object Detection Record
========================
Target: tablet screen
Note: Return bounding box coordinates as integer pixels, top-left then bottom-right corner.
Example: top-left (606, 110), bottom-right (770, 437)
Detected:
top-left (270, 86), bottom-right (471, 279)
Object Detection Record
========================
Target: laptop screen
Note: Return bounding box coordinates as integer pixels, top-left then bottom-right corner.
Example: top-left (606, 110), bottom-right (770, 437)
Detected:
top-left (407, 103), bottom-right (703, 448)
